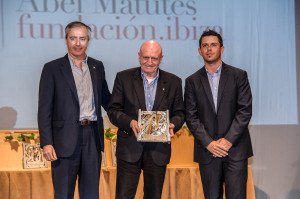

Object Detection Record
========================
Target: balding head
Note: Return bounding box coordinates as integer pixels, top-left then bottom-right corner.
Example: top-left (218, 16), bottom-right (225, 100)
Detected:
top-left (139, 40), bottom-right (163, 56)
top-left (138, 40), bottom-right (164, 78)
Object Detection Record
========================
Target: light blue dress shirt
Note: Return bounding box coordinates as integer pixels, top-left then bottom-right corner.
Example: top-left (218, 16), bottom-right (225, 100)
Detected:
top-left (141, 70), bottom-right (159, 111)
top-left (205, 64), bottom-right (222, 112)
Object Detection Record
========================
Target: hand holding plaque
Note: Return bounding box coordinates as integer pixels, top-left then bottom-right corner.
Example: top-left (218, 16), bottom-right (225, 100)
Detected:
top-left (137, 109), bottom-right (170, 142)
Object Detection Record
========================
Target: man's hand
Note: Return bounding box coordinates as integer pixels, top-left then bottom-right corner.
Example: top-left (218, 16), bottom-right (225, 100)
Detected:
top-left (207, 140), bottom-right (229, 158)
top-left (167, 123), bottom-right (175, 144)
top-left (43, 145), bottom-right (57, 161)
top-left (169, 123), bottom-right (175, 138)
top-left (130, 120), bottom-right (140, 138)
top-left (217, 138), bottom-right (232, 151)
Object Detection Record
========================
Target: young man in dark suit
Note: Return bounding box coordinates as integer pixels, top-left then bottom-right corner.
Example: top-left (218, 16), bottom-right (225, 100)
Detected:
top-left (184, 30), bottom-right (253, 199)
top-left (38, 21), bottom-right (111, 199)
top-left (108, 40), bottom-right (185, 199)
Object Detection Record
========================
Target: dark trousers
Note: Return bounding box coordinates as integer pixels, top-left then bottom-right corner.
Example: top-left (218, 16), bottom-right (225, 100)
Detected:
top-left (115, 146), bottom-right (167, 199)
top-left (51, 125), bottom-right (102, 199)
top-left (199, 157), bottom-right (248, 199)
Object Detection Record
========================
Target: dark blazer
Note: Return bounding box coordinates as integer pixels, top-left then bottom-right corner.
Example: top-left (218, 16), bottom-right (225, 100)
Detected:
top-left (108, 67), bottom-right (185, 166)
top-left (38, 54), bottom-right (111, 157)
top-left (184, 62), bottom-right (253, 164)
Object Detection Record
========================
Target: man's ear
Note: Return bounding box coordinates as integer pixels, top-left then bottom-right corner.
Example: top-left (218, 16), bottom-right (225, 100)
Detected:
top-left (198, 48), bottom-right (202, 56)
top-left (221, 46), bottom-right (225, 54)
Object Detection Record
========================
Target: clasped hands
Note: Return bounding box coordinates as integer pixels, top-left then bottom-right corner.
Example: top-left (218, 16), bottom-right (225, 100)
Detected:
top-left (130, 120), bottom-right (175, 144)
top-left (207, 138), bottom-right (232, 158)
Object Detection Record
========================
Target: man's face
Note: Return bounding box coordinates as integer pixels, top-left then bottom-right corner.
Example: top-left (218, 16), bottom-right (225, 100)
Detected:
top-left (198, 36), bottom-right (224, 64)
top-left (138, 42), bottom-right (163, 77)
top-left (65, 26), bottom-right (89, 60)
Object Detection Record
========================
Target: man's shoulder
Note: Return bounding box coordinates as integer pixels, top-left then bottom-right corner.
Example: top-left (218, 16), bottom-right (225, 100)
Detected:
top-left (159, 69), bottom-right (181, 81)
top-left (111, 67), bottom-right (140, 83)
top-left (117, 67), bottom-right (140, 76)
top-left (87, 56), bottom-right (103, 65)
top-left (222, 62), bottom-right (246, 75)
top-left (186, 67), bottom-right (204, 82)
top-left (40, 56), bottom-right (67, 77)
top-left (45, 56), bottom-right (66, 66)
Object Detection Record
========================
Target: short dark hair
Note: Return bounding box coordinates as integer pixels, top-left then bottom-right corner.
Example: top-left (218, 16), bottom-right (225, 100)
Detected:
top-left (199, 29), bottom-right (223, 48)
top-left (65, 21), bottom-right (91, 41)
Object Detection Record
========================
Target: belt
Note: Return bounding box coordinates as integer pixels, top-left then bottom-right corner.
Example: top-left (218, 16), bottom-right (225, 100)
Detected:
top-left (77, 119), bottom-right (97, 125)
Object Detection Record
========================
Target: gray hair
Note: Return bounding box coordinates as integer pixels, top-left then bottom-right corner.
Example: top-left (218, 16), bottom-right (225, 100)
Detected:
top-left (65, 21), bottom-right (91, 41)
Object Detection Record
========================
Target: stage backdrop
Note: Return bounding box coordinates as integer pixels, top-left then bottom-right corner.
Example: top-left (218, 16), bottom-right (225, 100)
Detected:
top-left (0, 0), bottom-right (297, 129)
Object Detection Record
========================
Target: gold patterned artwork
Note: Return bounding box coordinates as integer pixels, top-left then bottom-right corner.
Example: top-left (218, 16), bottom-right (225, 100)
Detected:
top-left (137, 109), bottom-right (170, 142)
top-left (111, 141), bottom-right (117, 166)
top-left (23, 143), bottom-right (48, 169)
top-left (101, 151), bottom-right (106, 167)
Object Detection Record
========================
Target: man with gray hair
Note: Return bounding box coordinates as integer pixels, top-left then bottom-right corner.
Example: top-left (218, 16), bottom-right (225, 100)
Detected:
top-left (38, 21), bottom-right (111, 198)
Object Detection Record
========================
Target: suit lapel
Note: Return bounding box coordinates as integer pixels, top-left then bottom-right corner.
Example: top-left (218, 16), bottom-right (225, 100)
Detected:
top-left (217, 62), bottom-right (228, 113)
top-left (199, 67), bottom-right (216, 114)
top-left (60, 55), bottom-right (79, 105)
top-left (152, 70), bottom-right (166, 111)
top-left (133, 68), bottom-right (146, 110)
top-left (88, 58), bottom-right (99, 110)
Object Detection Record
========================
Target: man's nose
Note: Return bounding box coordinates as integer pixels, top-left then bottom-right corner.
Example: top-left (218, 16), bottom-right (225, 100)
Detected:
top-left (76, 39), bottom-right (80, 45)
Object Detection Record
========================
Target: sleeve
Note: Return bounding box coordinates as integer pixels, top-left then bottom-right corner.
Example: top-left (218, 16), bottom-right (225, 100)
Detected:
top-left (169, 78), bottom-right (185, 133)
top-left (107, 73), bottom-right (133, 133)
top-left (38, 64), bottom-right (54, 148)
top-left (184, 77), bottom-right (213, 149)
top-left (100, 63), bottom-right (111, 111)
top-left (224, 71), bottom-right (252, 145)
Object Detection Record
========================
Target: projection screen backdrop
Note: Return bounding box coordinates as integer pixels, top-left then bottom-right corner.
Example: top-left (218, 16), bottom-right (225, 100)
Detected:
top-left (0, 0), bottom-right (297, 129)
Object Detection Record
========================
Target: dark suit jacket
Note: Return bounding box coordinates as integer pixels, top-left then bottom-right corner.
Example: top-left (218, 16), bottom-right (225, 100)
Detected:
top-left (38, 54), bottom-right (111, 157)
top-left (108, 67), bottom-right (185, 166)
top-left (184, 62), bottom-right (253, 164)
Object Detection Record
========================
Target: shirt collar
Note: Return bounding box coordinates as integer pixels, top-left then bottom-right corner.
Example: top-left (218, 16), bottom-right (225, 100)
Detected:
top-left (141, 69), bottom-right (160, 81)
top-left (205, 63), bottom-right (222, 77)
top-left (68, 53), bottom-right (88, 67)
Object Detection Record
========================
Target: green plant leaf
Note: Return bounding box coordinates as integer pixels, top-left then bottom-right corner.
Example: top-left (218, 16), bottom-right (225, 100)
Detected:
top-left (5, 136), bottom-right (13, 140)
top-left (23, 133), bottom-right (35, 140)
top-left (110, 134), bottom-right (117, 141)
top-left (17, 136), bottom-right (25, 141)
top-left (104, 128), bottom-right (117, 141)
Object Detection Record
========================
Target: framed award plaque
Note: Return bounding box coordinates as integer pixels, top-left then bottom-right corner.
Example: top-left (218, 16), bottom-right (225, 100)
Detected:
top-left (137, 109), bottom-right (170, 142)
top-left (101, 151), bottom-right (107, 167)
top-left (23, 143), bottom-right (48, 169)
top-left (111, 140), bottom-right (117, 166)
